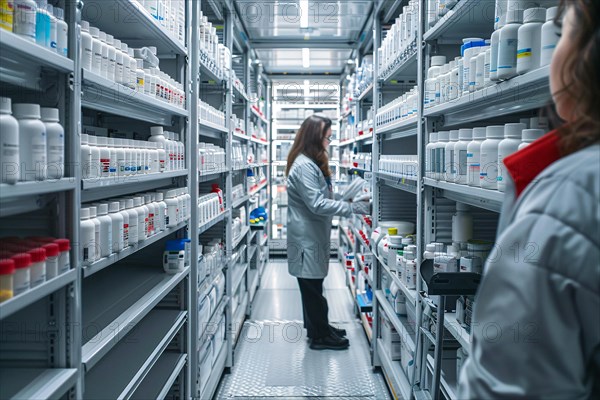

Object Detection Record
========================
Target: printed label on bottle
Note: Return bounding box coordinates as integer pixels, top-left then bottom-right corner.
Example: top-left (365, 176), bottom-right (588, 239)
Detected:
top-left (101, 158), bottom-right (110, 173)
top-left (1, 0), bottom-right (14, 31)
top-left (83, 247), bottom-right (89, 261)
top-left (459, 150), bottom-right (468, 176)
top-left (517, 48), bottom-right (532, 59)
top-left (543, 44), bottom-right (556, 51)
top-left (2, 142), bottom-right (18, 157)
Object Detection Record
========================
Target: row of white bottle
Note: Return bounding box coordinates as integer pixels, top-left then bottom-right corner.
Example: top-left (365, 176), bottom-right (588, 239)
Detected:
top-left (198, 142), bottom-right (226, 173)
top-left (0, 99), bottom-right (64, 183)
top-left (199, 193), bottom-right (222, 226)
top-left (4, 0), bottom-right (69, 57)
top-left (232, 142), bottom-right (246, 169)
top-left (198, 11), bottom-right (231, 79)
top-left (379, 156), bottom-right (419, 179)
top-left (81, 129), bottom-right (185, 180)
top-left (425, 118), bottom-right (547, 191)
top-left (232, 70), bottom-right (248, 98)
top-left (80, 21), bottom-right (185, 109)
top-left (378, 0), bottom-right (419, 77)
top-left (80, 188), bottom-right (191, 264)
top-left (353, 152), bottom-right (373, 171)
top-left (491, 5), bottom-right (560, 80)
top-left (376, 86), bottom-right (419, 128)
top-left (199, 100), bottom-right (226, 126)
top-left (140, 0), bottom-right (186, 44)
top-left (424, 5), bottom-right (560, 109)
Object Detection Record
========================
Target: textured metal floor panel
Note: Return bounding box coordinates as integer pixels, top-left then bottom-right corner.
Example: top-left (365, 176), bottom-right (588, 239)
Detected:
top-left (215, 260), bottom-right (391, 400)
top-left (216, 321), bottom-right (391, 399)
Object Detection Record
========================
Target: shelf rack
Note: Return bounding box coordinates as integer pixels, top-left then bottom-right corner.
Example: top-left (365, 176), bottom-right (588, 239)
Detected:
top-left (0, 269), bottom-right (77, 321)
top-left (83, 221), bottom-right (188, 277)
top-left (81, 70), bottom-right (187, 126)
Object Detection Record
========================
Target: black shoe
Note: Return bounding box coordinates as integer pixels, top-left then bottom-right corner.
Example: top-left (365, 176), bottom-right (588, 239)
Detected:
top-left (309, 334), bottom-right (349, 350)
top-left (330, 325), bottom-right (347, 337)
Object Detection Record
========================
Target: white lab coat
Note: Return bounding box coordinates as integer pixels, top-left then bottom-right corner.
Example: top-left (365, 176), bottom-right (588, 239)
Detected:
top-left (286, 154), bottom-right (353, 279)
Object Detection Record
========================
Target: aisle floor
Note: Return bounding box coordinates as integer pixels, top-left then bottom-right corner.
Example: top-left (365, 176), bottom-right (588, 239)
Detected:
top-left (215, 260), bottom-right (391, 399)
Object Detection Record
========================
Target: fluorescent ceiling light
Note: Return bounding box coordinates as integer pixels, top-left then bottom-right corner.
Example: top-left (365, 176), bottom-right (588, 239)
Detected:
top-left (302, 48), bottom-right (310, 68)
top-left (300, 0), bottom-right (309, 28)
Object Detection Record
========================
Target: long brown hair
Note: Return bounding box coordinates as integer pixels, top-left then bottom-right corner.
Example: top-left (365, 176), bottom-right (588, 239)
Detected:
top-left (551, 0), bottom-right (600, 154)
top-left (285, 114), bottom-right (332, 177)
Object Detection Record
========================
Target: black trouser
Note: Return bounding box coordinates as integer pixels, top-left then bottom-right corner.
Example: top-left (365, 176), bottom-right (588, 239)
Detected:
top-left (297, 277), bottom-right (330, 339)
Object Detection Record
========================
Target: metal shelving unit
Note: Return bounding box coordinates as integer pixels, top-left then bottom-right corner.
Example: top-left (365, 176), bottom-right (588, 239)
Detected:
top-left (0, 269), bottom-right (77, 320)
top-left (0, 0), bottom-right (273, 398)
top-left (81, 70), bottom-right (188, 125)
top-left (0, 368), bottom-right (79, 400)
top-left (0, 2), bottom-right (82, 398)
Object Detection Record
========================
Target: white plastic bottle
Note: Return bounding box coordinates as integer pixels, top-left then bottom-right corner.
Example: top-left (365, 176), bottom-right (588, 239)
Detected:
top-left (497, 123), bottom-right (524, 192)
top-left (133, 196), bottom-right (148, 242)
top-left (114, 38), bottom-right (124, 84)
top-left (475, 41), bottom-right (490, 90)
top-left (107, 138), bottom-right (117, 176)
top-left (108, 201), bottom-right (124, 252)
top-left (454, 128), bottom-right (473, 185)
top-left (136, 59), bottom-right (145, 92)
top-left (121, 42), bottom-right (131, 87)
top-left (155, 192), bottom-right (167, 232)
top-left (144, 194), bottom-right (155, 236)
top-left (497, 8), bottom-right (523, 80)
top-left (517, 7), bottom-right (545, 75)
top-left (13, 103), bottom-right (46, 181)
top-left (96, 136), bottom-right (110, 178)
top-left (124, 198), bottom-right (138, 244)
top-left (425, 56), bottom-right (446, 108)
top-left (13, 0), bottom-right (37, 42)
top-left (46, 3), bottom-right (56, 52)
top-left (80, 207), bottom-right (96, 265)
top-left (479, 125), bottom-right (504, 189)
top-left (80, 21), bottom-right (93, 70)
top-left (467, 127), bottom-right (487, 187)
top-left (89, 135), bottom-right (102, 179)
top-left (165, 189), bottom-right (179, 228)
top-left (452, 202), bottom-right (473, 244)
top-left (89, 26), bottom-right (102, 75)
top-left (444, 130), bottom-right (459, 182)
top-left (518, 128), bottom-right (545, 150)
top-left (434, 131), bottom-right (449, 180)
top-left (540, 7), bottom-right (560, 67)
top-left (88, 206), bottom-right (100, 262)
top-left (0, 97), bottom-right (19, 184)
top-left (99, 31), bottom-right (109, 78)
top-left (80, 133), bottom-right (91, 179)
top-left (106, 34), bottom-right (116, 80)
top-left (128, 48), bottom-right (137, 89)
top-left (149, 142), bottom-right (159, 174)
top-left (40, 108), bottom-right (64, 180)
top-left (28, 246), bottom-right (46, 287)
top-left (490, 28), bottom-right (501, 81)
top-left (462, 38), bottom-right (484, 94)
top-left (118, 199), bottom-right (130, 247)
top-left (425, 132), bottom-right (438, 179)
top-left (95, 203), bottom-right (113, 257)
top-left (53, 7), bottom-right (67, 57)
top-left (175, 133), bottom-right (185, 170)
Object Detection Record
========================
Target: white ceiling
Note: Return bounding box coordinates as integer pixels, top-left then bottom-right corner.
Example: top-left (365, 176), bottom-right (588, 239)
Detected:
top-left (234, 0), bottom-right (374, 75)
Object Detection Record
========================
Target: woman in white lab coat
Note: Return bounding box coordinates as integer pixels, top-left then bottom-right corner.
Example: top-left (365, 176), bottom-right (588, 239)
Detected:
top-left (286, 114), bottom-right (370, 350)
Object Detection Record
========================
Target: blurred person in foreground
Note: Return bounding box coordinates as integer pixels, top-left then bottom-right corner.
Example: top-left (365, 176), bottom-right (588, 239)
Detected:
top-left (459, 1), bottom-right (600, 398)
